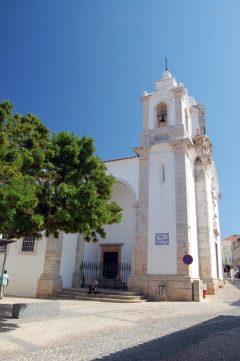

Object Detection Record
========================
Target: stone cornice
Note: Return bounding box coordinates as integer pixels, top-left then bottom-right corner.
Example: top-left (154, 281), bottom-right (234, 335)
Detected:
top-left (172, 86), bottom-right (186, 96)
top-left (192, 103), bottom-right (205, 111)
top-left (133, 145), bottom-right (151, 158)
top-left (140, 93), bottom-right (152, 101)
top-left (170, 138), bottom-right (193, 152)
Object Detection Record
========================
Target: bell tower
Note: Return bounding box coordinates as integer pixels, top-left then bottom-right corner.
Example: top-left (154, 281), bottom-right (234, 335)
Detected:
top-left (128, 68), bottom-right (222, 301)
top-left (140, 68), bottom-right (192, 146)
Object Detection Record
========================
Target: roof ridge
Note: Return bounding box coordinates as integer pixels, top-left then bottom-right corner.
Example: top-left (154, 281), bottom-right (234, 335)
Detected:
top-left (103, 155), bottom-right (138, 163)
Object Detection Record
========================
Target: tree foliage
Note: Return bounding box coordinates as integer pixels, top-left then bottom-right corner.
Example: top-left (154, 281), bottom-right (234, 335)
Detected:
top-left (0, 100), bottom-right (122, 242)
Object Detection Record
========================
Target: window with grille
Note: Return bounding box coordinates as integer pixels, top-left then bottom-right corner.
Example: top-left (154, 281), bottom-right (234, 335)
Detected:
top-left (22, 236), bottom-right (35, 252)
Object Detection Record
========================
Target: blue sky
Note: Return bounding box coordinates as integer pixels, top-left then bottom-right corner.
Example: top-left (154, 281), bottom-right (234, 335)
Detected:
top-left (0, 0), bottom-right (239, 238)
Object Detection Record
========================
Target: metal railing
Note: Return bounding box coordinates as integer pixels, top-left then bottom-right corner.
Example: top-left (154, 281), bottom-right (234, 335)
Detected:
top-left (80, 261), bottom-right (131, 291)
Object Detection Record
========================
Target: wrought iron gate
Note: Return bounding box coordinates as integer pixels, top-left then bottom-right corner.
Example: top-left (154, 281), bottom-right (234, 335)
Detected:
top-left (80, 261), bottom-right (131, 291)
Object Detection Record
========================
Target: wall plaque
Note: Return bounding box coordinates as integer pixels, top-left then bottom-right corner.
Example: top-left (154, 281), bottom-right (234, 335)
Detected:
top-left (155, 233), bottom-right (169, 245)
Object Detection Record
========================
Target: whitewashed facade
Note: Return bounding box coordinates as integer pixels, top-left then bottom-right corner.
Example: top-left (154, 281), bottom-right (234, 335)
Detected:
top-left (5, 69), bottom-right (223, 301)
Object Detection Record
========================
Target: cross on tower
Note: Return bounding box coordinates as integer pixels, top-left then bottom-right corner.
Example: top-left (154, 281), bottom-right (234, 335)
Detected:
top-left (165, 57), bottom-right (168, 71)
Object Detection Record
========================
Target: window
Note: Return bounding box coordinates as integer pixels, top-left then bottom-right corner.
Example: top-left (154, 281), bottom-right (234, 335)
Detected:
top-left (22, 236), bottom-right (35, 252)
top-left (156, 103), bottom-right (168, 128)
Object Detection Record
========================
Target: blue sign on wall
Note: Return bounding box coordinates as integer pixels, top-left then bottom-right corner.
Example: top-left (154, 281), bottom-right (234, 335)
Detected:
top-left (155, 233), bottom-right (169, 245)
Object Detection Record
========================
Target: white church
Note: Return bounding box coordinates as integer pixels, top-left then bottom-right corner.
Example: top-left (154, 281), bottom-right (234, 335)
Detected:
top-left (4, 69), bottom-right (223, 301)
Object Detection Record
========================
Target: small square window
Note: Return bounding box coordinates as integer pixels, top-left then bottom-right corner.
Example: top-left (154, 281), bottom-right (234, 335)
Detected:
top-left (22, 236), bottom-right (35, 252)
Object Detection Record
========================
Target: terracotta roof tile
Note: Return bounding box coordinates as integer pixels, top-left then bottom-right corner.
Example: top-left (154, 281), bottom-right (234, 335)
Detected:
top-left (222, 234), bottom-right (240, 242)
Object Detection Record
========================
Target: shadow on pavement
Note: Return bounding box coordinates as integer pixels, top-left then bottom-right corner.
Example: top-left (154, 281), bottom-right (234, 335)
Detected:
top-left (226, 279), bottom-right (240, 303)
top-left (230, 299), bottom-right (240, 306)
top-left (232, 280), bottom-right (240, 290)
top-left (0, 304), bottom-right (19, 333)
top-left (95, 315), bottom-right (240, 361)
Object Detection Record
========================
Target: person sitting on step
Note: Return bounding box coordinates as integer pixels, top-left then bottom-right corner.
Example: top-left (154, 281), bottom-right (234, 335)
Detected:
top-left (88, 279), bottom-right (98, 294)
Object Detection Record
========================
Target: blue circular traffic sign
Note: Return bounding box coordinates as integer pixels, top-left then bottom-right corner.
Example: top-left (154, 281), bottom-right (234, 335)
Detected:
top-left (183, 254), bottom-right (193, 265)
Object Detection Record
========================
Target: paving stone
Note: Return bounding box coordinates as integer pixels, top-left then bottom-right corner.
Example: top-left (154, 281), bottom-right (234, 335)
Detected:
top-left (0, 280), bottom-right (239, 361)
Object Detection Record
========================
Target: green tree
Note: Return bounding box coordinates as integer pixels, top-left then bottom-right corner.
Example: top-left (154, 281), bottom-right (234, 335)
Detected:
top-left (0, 100), bottom-right (122, 242)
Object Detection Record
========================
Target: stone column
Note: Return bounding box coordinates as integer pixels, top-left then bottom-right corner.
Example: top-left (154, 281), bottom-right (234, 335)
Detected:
top-left (194, 134), bottom-right (219, 294)
top-left (72, 234), bottom-right (85, 288)
top-left (36, 232), bottom-right (64, 298)
top-left (140, 93), bottom-right (151, 146)
top-left (195, 164), bottom-right (220, 294)
top-left (128, 146), bottom-right (150, 292)
top-left (171, 140), bottom-right (192, 276)
top-left (195, 165), bottom-right (213, 284)
top-left (132, 146), bottom-right (151, 275)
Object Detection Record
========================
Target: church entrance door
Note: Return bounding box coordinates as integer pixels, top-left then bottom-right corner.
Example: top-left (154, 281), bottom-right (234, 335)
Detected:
top-left (103, 252), bottom-right (118, 279)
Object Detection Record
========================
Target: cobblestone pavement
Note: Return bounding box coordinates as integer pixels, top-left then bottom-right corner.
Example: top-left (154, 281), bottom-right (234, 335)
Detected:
top-left (0, 280), bottom-right (239, 361)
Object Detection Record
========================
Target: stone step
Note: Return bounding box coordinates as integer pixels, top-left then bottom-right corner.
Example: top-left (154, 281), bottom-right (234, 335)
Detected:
top-left (58, 288), bottom-right (148, 303)
top-left (62, 288), bottom-right (142, 296)
top-left (59, 294), bottom-right (147, 303)
top-left (59, 291), bottom-right (145, 301)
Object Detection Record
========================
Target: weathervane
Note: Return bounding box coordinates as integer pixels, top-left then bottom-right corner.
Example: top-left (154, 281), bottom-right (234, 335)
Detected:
top-left (165, 57), bottom-right (168, 70)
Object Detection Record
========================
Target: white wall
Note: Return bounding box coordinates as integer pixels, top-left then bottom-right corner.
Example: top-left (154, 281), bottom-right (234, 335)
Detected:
top-left (83, 180), bottom-right (137, 264)
top-left (147, 143), bottom-right (177, 274)
top-left (83, 243), bottom-right (99, 262)
top-left (105, 157), bottom-right (139, 197)
top-left (60, 233), bottom-right (78, 288)
top-left (101, 182), bottom-right (137, 262)
top-left (83, 157), bottom-right (139, 263)
top-left (5, 237), bottom-right (47, 297)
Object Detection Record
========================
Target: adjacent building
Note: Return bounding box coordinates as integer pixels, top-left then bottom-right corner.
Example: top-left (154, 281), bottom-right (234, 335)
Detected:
top-left (221, 234), bottom-right (240, 267)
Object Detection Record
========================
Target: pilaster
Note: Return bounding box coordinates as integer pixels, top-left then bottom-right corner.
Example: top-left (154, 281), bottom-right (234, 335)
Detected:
top-left (140, 93), bottom-right (151, 132)
top-left (36, 233), bottom-right (64, 298)
top-left (72, 234), bottom-right (85, 288)
top-left (195, 165), bottom-right (212, 280)
top-left (194, 104), bottom-right (206, 135)
top-left (194, 134), bottom-right (216, 290)
top-left (130, 146), bottom-right (151, 276)
top-left (172, 87), bottom-right (185, 125)
top-left (171, 140), bottom-right (193, 275)
top-left (140, 93), bottom-right (151, 146)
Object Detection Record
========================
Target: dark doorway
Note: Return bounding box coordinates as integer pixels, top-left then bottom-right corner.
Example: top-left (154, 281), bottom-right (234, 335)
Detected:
top-left (103, 252), bottom-right (118, 279)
